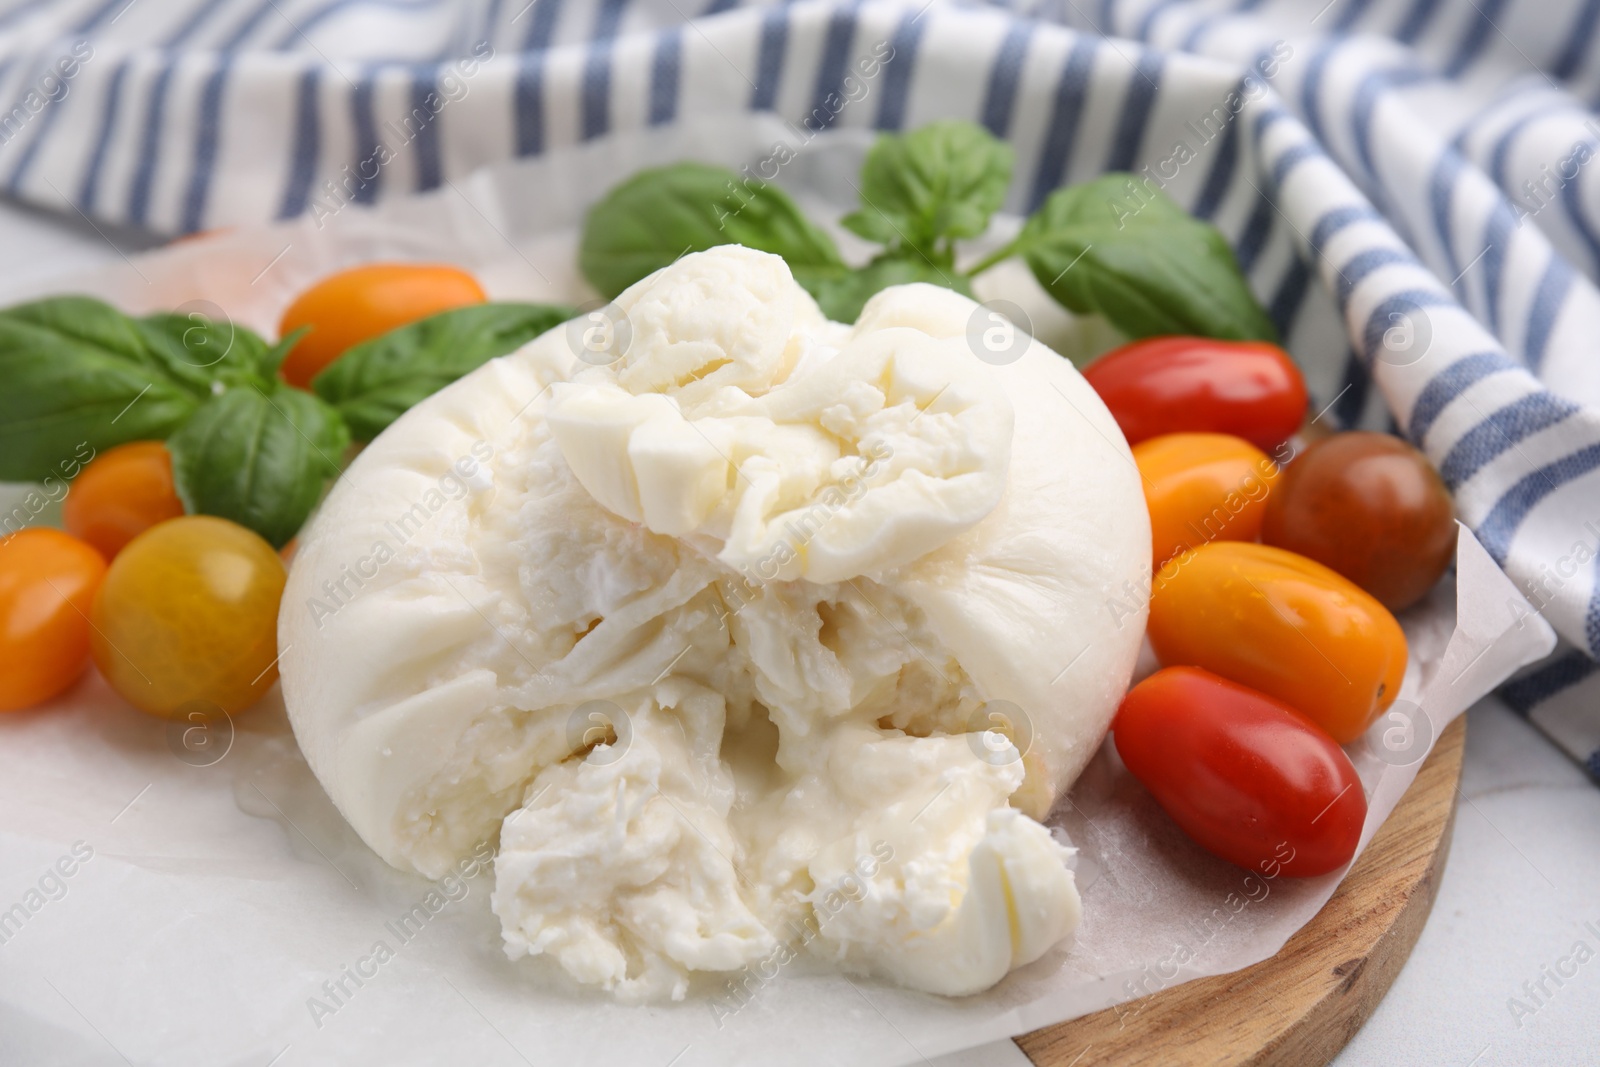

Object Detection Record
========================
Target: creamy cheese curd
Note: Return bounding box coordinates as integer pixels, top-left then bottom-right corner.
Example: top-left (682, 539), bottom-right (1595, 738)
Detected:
top-left (279, 246), bottom-right (1149, 1000)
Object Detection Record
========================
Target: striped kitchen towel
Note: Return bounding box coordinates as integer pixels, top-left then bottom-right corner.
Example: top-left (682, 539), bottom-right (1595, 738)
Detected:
top-left (0, 0), bottom-right (1596, 776)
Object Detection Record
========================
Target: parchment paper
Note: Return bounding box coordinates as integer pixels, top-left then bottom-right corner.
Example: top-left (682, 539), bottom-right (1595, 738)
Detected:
top-left (0, 115), bottom-right (1560, 1066)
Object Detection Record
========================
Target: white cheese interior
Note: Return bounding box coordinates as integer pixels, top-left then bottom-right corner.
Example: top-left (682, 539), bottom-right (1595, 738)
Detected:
top-left (279, 247), bottom-right (1149, 1000)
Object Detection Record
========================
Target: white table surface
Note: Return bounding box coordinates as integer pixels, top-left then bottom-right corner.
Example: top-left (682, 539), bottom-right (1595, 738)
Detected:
top-left (1, 198), bottom-right (1595, 1067)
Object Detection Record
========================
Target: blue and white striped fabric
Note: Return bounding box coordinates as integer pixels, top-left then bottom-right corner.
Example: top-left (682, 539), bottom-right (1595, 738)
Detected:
top-left (1, 0), bottom-right (1598, 776)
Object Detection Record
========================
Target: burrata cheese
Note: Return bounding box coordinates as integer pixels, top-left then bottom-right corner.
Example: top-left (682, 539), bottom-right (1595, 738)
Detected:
top-left (279, 246), bottom-right (1149, 1000)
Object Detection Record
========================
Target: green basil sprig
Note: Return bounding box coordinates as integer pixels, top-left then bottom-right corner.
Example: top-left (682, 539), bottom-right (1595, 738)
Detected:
top-left (578, 162), bottom-right (851, 309)
top-left (809, 255), bottom-right (975, 324)
top-left (312, 302), bottom-right (574, 441)
top-left (841, 121), bottom-right (1013, 265)
top-left (578, 120), bottom-right (1276, 341)
top-left (1, 295), bottom-right (571, 548)
top-left (166, 383), bottom-right (350, 549)
top-left (1015, 175), bottom-right (1278, 342)
top-left (0, 297), bottom-right (207, 484)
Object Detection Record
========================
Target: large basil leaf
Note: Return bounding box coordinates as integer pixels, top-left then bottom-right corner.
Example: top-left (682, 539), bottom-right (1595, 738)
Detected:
top-left (840, 121), bottom-right (1013, 258)
top-left (134, 311), bottom-right (276, 389)
top-left (0, 297), bottom-right (203, 482)
top-left (312, 302), bottom-right (574, 440)
top-left (810, 254), bottom-right (975, 324)
top-left (1020, 175), bottom-right (1278, 343)
top-left (167, 383), bottom-right (349, 548)
top-left (578, 163), bottom-right (848, 300)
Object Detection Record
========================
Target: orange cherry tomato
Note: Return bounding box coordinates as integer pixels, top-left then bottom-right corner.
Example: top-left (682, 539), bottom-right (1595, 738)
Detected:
top-left (1263, 432), bottom-right (1455, 611)
top-left (91, 516), bottom-right (285, 719)
top-left (62, 441), bottom-right (186, 560)
top-left (0, 528), bottom-right (107, 711)
top-left (278, 263), bottom-right (487, 389)
top-left (1133, 433), bottom-right (1278, 569)
top-left (1148, 541), bottom-right (1407, 744)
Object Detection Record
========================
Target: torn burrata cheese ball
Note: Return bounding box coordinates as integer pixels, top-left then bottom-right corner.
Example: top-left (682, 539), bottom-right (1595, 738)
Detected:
top-left (279, 246), bottom-right (1149, 1000)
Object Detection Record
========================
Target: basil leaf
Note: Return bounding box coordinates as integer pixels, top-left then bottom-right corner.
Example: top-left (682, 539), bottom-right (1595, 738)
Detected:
top-left (312, 302), bottom-right (575, 441)
top-left (167, 383), bottom-right (349, 548)
top-left (579, 163), bottom-right (848, 300)
top-left (260, 327), bottom-right (309, 377)
top-left (841, 121), bottom-right (1013, 256)
top-left (135, 312), bottom-right (272, 389)
top-left (1020, 175), bottom-right (1277, 342)
top-left (810, 254), bottom-right (975, 324)
top-left (0, 296), bottom-right (201, 482)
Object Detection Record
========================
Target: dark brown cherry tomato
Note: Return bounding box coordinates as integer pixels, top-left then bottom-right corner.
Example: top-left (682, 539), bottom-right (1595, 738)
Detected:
top-left (1262, 431), bottom-right (1455, 611)
top-left (1083, 337), bottom-right (1308, 451)
top-left (1112, 666), bottom-right (1367, 877)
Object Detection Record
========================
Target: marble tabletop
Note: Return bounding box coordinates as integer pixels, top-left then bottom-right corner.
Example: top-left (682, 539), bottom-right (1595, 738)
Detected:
top-left (1, 198), bottom-right (1594, 1067)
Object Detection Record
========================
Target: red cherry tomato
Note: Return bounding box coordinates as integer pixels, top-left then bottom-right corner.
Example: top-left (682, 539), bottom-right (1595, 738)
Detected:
top-left (1113, 666), bottom-right (1366, 877)
top-left (1084, 337), bottom-right (1309, 452)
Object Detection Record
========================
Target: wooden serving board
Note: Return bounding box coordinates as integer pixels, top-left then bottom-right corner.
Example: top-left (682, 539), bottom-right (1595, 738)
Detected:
top-left (1017, 715), bottom-right (1466, 1067)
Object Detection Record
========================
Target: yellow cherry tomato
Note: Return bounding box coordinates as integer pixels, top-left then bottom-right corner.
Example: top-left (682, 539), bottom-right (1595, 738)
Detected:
top-left (1148, 541), bottom-right (1407, 744)
top-left (62, 440), bottom-right (186, 560)
top-left (0, 528), bottom-right (107, 711)
top-left (1133, 432), bottom-right (1278, 569)
top-left (278, 263), bottom-right (487, 389)
top-left (91, 516), bottom-right (285, 718)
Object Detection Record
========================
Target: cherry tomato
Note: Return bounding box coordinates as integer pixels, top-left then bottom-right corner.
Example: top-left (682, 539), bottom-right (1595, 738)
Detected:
top-left (91, 516), bottom-right (285, 719)
top-left (1113, 666), bottom-right (1366, 877)
top-left (0, 529), bottom-right (107, 711)
top-left (61, 441), bottom-right (186, 560)
top-left (1133, 433), bottom-right (1278, 569)
top-left (1148, 542), bottom-right (1407, 744)
top-left (1084, 337), bottom-right (1308, 451)
top-left (278, 263), bottom-right (486, 389)
top-left (167, 227), bottom-right (232, 246)
top-left (1263, 432), bottom-right (1455, 611)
